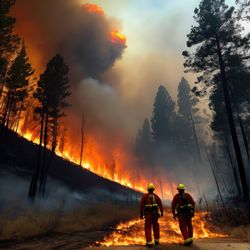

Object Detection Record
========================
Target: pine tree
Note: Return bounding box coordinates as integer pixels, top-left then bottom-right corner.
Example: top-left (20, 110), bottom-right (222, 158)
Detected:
top-left (0, 0), bottom-right (20, 97)
top-left (151, 85), bottom-right (176, 144)
top-left (183, 0), bottom-right (249, 198)
top-left (135, 118), bottom-right (152, 163)
top-left (2, 43), bottom-right (34, 130)
top-left (29, 54), bottom-right (70, 199)
top-left (177, 77), bottom-right (202, 163)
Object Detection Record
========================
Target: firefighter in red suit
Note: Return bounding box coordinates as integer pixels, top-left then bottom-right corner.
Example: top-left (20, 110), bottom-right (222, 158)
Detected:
top-left (172, 184), bottom-right (195, 246)
top-left (140, 183), bottom-right (163, 247)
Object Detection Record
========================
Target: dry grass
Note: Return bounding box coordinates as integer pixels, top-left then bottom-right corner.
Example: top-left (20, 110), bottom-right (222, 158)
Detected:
top-left (0, 201), bottom-right (138, 241)
top-left (231, 225), bottom-right (250, 241)
top-left (208, 202), bottom-right (250, 240)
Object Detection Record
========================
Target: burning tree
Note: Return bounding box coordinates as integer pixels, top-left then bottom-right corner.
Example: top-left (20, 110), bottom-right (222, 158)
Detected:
top-left (183, 0), bottom-right (249, 198)
top-left (2, 43), bottom-right (34, 131)
top-left (29, 54), bottom-right (70, 199)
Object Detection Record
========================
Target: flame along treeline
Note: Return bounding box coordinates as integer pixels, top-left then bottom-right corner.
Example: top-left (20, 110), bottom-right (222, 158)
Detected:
top-left (99, 211), bottom-right (226, 246)
top-left (10, 3), bottom-right (173, 196)
top-left (18, 124), bottom-right (174, 197)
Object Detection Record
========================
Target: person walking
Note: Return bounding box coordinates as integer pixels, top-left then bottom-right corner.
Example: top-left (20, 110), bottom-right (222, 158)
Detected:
top-left (140, 183), bottom-right (164, 247)
top-left (172, 184), bottom-right (195, 246)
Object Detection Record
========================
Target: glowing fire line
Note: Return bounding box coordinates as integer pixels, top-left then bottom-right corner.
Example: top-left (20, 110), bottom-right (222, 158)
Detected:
top-left (99, 211), bottom-right (227, 247)
top-left (17, 127), bottom-right (151, 194)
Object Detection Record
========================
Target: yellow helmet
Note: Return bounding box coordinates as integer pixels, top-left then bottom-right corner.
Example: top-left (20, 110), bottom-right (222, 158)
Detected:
top-left (177, 183), bottom-right (185, 190)
top-left (147, 183), bottom-right (155, 191)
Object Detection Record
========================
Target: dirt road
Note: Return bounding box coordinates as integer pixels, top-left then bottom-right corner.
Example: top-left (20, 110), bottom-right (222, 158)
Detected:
top-left (1, 211), bottom-right (249, 249)
top-left (85, 238), bottom-right (250, 250)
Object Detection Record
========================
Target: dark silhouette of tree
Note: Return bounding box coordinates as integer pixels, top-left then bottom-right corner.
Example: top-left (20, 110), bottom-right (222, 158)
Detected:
top-left (236, 0), bottom-right (250, 20)
top-left (177, 77), bottom-right (202, 163)
top-left (151, 85), bottom-right (176, 145)
top-left (0, 0), bottom-right (20, 97)
top-left (183, 0), bottom-right (249, 198)
top-left (135, 118), bottom-right (152, 163)
top-left (2, 43), bottom-right (34, 131)
top-left (29, 54), bottom-right (70, 199)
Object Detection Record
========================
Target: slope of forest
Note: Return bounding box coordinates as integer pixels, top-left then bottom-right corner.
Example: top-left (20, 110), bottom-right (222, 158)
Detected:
top-left (0, 127), bottom-right (140, 199)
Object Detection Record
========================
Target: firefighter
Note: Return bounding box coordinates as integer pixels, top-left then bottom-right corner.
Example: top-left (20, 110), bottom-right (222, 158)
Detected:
top-left (140, 183), bottom-right (164, 247)
top-left (172, 184), bottom-right (195, 246)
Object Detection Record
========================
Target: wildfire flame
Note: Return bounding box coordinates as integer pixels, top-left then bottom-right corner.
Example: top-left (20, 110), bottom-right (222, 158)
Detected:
top-left (17, 125), bottom-right (175, 197)
top-left (110, 31), bottom-right (127, 46)
top-left (81, 3), bottom-right (127, 46)
top-left (99, 211), bottom-right (227, 246)
top-left (81, 3), bottom-right (105, 16)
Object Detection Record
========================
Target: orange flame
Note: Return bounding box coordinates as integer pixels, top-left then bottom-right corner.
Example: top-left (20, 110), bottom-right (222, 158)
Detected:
top-left (99, 211), bottom-right (227, 246)
top-left (81, 3), bottom-right (105, 16)
top-left (110, 30), bottom-right (127, 46)
top-left (17, 121), bottom-right (174, 198)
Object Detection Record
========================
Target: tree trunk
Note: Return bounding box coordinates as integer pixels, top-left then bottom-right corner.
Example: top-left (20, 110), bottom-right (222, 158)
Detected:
top-left (206, 151), bottom-right (226, 208)
top-left (224, 144), bottom-right (241, 196)
top-left (29, 110), bottom-right (45, 199)
top-left (39, 112), bottom-right (49, 194)
top-left (21, 105), bottom-right (30, 135)
top-left (15, 100), bottom-right (23, 133)
top-left (190, 112), bottom-right (202, 164)
top-left (233, 102), bottom-right (250, 164)
top-left (6, 89), bottom-right (16, 128)
top-left (42, 120), bottom-right (58, 195)
top-left (2, 93), bottom-right (11, 126)
top-left (215, 36), bottom-right (249, 199)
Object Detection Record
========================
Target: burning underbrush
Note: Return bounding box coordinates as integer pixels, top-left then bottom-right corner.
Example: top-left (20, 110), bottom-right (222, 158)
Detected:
top-left (99, 210), bottom-right (227, 246)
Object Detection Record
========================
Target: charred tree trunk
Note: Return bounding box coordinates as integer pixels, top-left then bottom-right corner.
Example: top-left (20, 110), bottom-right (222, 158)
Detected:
top-left (15, 100), bottom-right (24, 133)
top-left (206, 151), bottom-right (226, 208)
top-left (41, 120), bottom-right (58, 195)
top-left (39, 112), bottom-right (49, 194)
top-left (2, 92), bottom-right (11, 126)
top-left (29, 110), bottom-right (45, 199)
top-left (215, 36), bottom-right (249, 199)
top-left (234, 104), bottom-right (250, 164)
top-left (6, 89), bottom-right (16, 128)
top-left (21, 105), bottom-right (30, 135)
top-left (0, 62), bottom-right (7, 98)
top-left (224, 143), bottom-right (241, 196)
top-left (190, 110), bottom-right (202, 164)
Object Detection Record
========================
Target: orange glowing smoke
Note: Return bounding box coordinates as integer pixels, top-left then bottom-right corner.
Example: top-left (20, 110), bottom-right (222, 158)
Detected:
top-left (110, 31), bottom-right (127, 46)
top-left (99, 211), bottom-right (227, 246)
top-left (81, 3), bottom-right (105, 16)
top-left (81, 3), bottom-right (127, 46)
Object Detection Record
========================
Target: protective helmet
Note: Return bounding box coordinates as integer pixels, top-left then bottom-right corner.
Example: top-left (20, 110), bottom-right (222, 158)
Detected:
top-left (177, 183), bottom-right (185, 190)
top-left (147, 183), bottom-right (155, 191)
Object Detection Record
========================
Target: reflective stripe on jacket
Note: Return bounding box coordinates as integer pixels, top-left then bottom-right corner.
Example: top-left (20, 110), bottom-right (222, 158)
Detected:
top-left (140, 193), bottom-right (163, 214)
top-left (171, 193), bottom-right (195, 215)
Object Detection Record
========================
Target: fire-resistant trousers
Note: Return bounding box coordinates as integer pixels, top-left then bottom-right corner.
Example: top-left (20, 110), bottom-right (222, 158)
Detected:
top-left (144, 213), bottom-right (159, 244)
top-left (178, 215), bottom-right (193, 243)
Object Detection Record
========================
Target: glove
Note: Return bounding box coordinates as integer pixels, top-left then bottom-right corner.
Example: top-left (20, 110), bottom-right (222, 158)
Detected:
top-left (160, 212), bottom-right (164, 217)
top-left (140, 212), bottom-right (144, 219)
top-left (173, 214), bottom-right (177, 220)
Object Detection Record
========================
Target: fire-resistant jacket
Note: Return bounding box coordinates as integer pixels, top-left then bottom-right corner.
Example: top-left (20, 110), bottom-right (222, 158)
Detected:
top-left (140, 193), bottom-right (163, 215)
top-left (171, 193), bottom-right (195, 216)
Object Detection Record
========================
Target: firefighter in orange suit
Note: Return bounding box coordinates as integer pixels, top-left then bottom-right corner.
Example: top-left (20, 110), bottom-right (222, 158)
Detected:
top-left (172, 184), bottom-right (195, 246)
top-left (140, 183), bottom-right (163, 247)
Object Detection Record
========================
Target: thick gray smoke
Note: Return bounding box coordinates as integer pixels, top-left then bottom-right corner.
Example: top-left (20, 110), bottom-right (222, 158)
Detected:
top-left (12, 0), bottom-right (126, 80)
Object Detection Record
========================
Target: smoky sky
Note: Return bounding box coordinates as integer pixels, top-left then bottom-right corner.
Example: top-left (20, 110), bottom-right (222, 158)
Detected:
top-left (10, 0), bottom-right (220, 197)
top-left (12, 0), bottom-right (126, 80)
